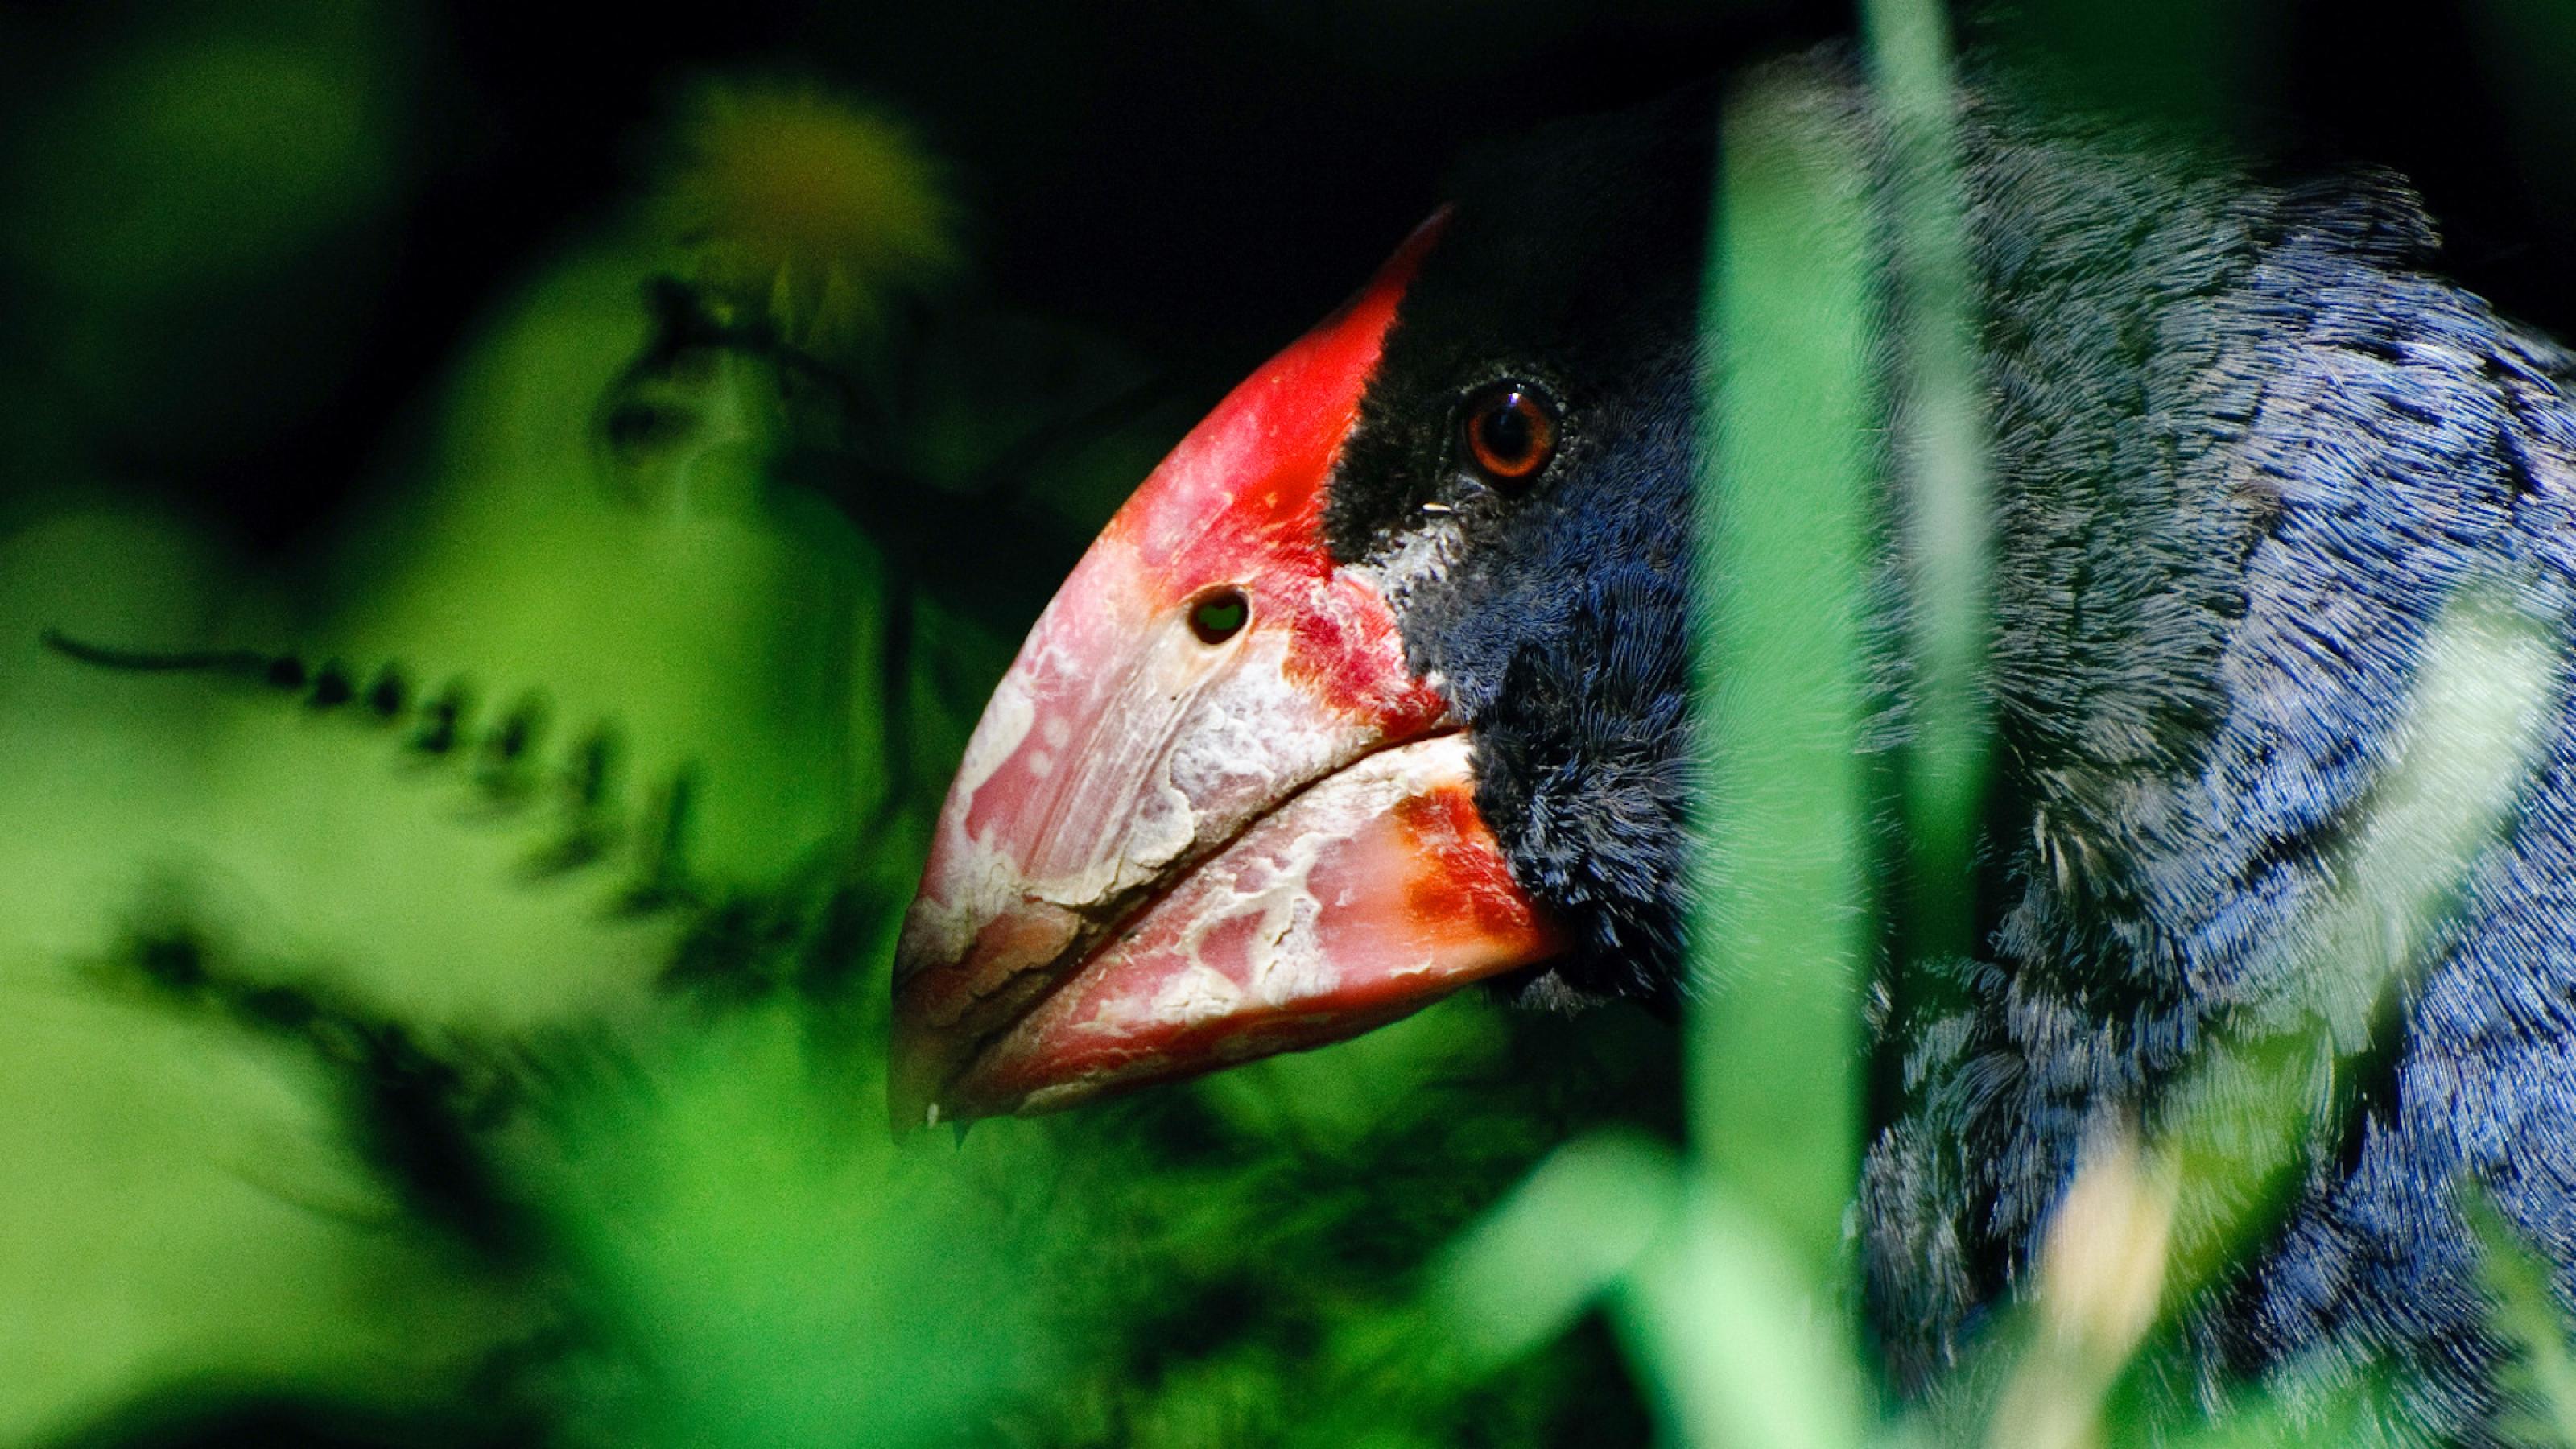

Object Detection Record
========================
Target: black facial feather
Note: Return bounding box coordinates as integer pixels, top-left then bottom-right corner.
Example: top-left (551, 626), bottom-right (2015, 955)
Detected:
top-left (1326, 89), bottom-right (1715, 1011)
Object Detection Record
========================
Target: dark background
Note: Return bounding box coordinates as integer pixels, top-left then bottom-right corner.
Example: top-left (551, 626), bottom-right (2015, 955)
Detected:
top-left (6, 0), bottom-right (2571, 558)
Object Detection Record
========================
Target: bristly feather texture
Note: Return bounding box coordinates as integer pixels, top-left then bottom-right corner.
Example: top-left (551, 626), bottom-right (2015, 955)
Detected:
top-left (1324, 92), bottom-right (1716, 1013)
top-left (1864, 75), bottom-right (2576, 1440)
top-left (1320, 49), bottom-right (2576, 1442)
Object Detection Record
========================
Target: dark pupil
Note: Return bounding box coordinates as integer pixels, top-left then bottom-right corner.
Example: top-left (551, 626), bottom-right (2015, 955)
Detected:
top-left (1482, 394), bottom-right (1534, 462)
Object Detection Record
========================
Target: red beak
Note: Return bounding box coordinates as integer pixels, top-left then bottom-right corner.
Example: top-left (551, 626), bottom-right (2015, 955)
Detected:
top-left (889, 215), bottom-right (1567, 1127)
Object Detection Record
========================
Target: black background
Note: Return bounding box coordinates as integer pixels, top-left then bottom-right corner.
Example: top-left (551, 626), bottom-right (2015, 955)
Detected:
top-left (4, 0), bottom-right (2569, 554)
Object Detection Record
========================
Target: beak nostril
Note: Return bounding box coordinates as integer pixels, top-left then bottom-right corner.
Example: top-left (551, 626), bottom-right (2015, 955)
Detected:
top-left (1188, 588), bottom-right (1250, 646)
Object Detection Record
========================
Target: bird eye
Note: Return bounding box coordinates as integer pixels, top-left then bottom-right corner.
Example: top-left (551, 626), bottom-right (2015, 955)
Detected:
top-left (1188, 588), bottom-right (1249, 645)
top-left (1461, 382), bottom-right (1559, 487)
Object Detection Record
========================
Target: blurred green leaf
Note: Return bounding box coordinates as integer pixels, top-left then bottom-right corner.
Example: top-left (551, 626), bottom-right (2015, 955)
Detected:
top-left (0, 975), bottom-right (531, 1445)
top-left (2472, 1195), bottom-right (2576, 1449)
top-left (1618, 1183), bottom-right (1868, 1449)
top-left (2, 15), bottom-right (408, 293)
top-left (1435, 1133), bottom-right (1679, 1367)
top-left (505, 1001), bottom-right (1056, 1448)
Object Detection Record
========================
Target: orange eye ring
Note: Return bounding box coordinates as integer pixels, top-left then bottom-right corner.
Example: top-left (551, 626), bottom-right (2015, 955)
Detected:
top-left (1462, 382), bottom-right (1558, 485)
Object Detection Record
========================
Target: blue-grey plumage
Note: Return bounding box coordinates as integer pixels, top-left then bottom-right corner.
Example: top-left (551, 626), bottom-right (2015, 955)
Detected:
top-left (1858, 79), bottom-right (2576, 1441)
top-left (1318, 59), bottom-right (2576, 1439)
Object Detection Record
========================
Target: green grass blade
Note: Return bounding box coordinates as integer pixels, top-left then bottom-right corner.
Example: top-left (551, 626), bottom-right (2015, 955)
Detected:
top-left (1863, 0), bottom-right (1994, 965)
top-left (1693, 72), bottom-right (1880, 1283)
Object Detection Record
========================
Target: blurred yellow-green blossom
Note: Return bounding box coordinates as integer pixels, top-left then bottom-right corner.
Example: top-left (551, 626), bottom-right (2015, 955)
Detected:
top-left (654, 80), bottom-right (958, 354)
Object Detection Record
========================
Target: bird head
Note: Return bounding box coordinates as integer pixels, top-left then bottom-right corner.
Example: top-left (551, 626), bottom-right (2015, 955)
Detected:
top-left (891, 98), bottom-right (1713, 1127)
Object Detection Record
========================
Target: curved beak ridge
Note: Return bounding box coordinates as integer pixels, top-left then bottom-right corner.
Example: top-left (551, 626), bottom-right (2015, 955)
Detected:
top-left (889, 214), bottom-right (1565, 1128)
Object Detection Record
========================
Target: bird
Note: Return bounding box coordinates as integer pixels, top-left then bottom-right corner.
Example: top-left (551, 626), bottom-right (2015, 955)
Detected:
top-left (886, 47), bottom-right (2576, 1445)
